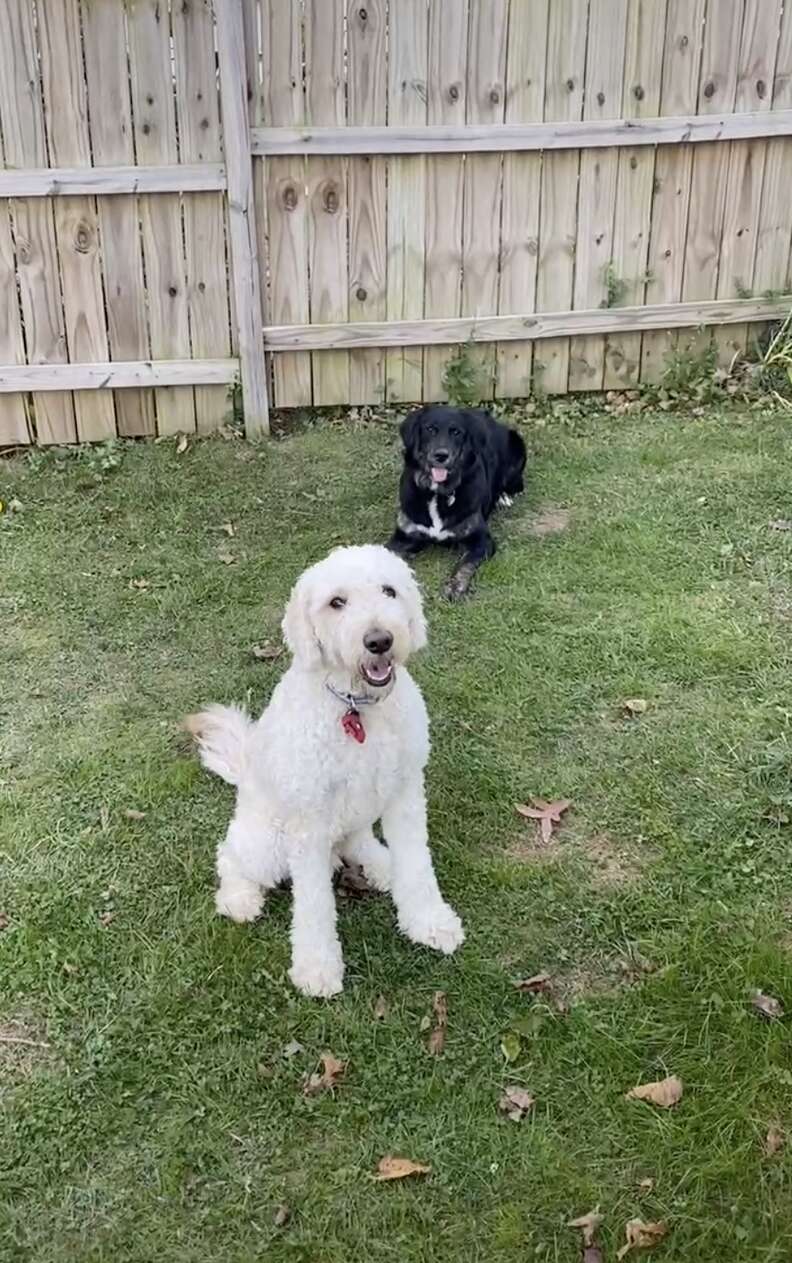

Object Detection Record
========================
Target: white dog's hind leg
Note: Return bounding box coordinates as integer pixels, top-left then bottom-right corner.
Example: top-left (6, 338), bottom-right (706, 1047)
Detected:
top-left (382, 775), bottom-right (465, 954)
top-left (288, 837), bottom-right (345, 998)
top-left (340, 829), bottom-right (391, 892)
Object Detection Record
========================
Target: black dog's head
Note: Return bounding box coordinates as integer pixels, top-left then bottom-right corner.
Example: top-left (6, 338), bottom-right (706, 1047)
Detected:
top-left (400, 405), bottom-right (476, 496)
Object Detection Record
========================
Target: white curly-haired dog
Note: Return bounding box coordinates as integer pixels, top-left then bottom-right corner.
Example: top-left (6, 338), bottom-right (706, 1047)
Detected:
top-left (187, 544), bottom-right (464, 998)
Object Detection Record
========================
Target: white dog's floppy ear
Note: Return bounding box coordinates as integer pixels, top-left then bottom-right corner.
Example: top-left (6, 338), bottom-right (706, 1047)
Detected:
top-left (402, 565), bottom-right (427, 652)
top-left (281, 573), bottom-right (324, 669)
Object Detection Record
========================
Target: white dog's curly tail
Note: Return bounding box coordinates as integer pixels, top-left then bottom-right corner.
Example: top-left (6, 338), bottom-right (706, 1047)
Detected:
top-left (184, 704), bottom-right (252, 786)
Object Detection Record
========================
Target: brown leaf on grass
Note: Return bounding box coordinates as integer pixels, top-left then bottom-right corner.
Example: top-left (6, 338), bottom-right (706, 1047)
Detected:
top-left (373, 1156), bottom-right (431, 1182)
top-left (373, 994), bottom-right (388, 1021)
top-left (176, 433), bottom-right (189, 455)
top-left (499, 1086), bottom-right (535, 1122)
top-left (217, 549), bottom-right (236, 565)
top-left (221, 521), bottom-right (236, 538)
top-left (251, 640), bottom-right (283, 662)
top-left (282, 1040), bottom-right (304, 1058)
top-left (568, 1208), bottom-right (603, 1248)
top-left (0, 913), bottom-right (9, 932)
top-left (626, 1075), bottom-right (683, 1109)
top-left (750, 989), bottom-right (784, 1020)
top-left (622, 698), bottom-right (649, 717)
top-left (513, 972), bottom-right (552, 994)
top-left (427, 991), bottom-right (447, 1056)
top-left (637, 1177), bottom-right (655, 1193)
top-left (616, 1219), bottom-right (668, 1258)
top-left (124, 808), bottom-right (146, 821)
top-left (129, 577), bottom-right (149, 590)
top-left (515, 798), bottom-right (571, 844)
top-left (764, 1125), bottom-right (785, 1156)
top-left (273, 1203), bottom-right (290, 1228)
top-left (303, 1051), bottom-right (346, 1096)
top-left (99, 910), bottom-right (115, 927)
top-left (336, 864), bottom-right (373, 898)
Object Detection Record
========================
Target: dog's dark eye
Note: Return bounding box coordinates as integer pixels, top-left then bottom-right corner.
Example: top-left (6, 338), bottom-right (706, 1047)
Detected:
top-left (449, 426), bottom-right (461, 437)
top-left (329, 596), bottom-right (347, 610)
top-left (382, 585), bottom-right (397, 599)
top-left (426, 424), bottom-right (437, 436)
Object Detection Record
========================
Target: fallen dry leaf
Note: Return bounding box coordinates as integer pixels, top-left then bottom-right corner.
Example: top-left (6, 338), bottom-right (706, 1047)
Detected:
top-left (221, 521), bottom-right (236, 537)
top-left (176, 433), bottom-right (189, 454)
top-left (99, 910), bottom-right (115, 927)
top-left (770, 519), bottom-right (792, 532)
top-left (374, 994), bottom-right (388, 1021)
top-left (0, 913), bottom-right (9, 932)
top-left (764, 1125), bottom-right (785, 1156)
top-left (419, 1014), bottom-right (432, 1033)
top-left (304, 1051), bottom-right (346, 1096)
top-left (622, 698), bottom-right (649, 717)
top-left (217, 549), bottom-right (236, 565)
top-left (336, 864), bottom-right (373, 898)
top-left (123, 808), bottom-right (146, 821)
top-left (282, 1040), bottom-right (304, 1058)
top-left (750, 989), bottom-right (784, 1020)
top-left (373, 1156), bottom-right (431, 1182)
top-left (273, 1204), bottom-right (290, 1228)
top-left (515, 798), bottom-right (571, 844)
top-left (499, 1085), bottom-right (535, 1122)
top-left (637, 1177), bottom-right (655, 1193)
top-left (568, 1207), bottom-right (603, 1248)
top-left (626, 1075), bottom-right (683, 1109)
top-left (513, 972), bottom-right (552, 994)
top-left (616, 1218), bottom-right (668, 1259)
top-left (129, 577), bottom-right (149, 590)
top-left (251, 640), bottom-right (283, 661)
top-left (427, 991), bottom-right (447, 1056)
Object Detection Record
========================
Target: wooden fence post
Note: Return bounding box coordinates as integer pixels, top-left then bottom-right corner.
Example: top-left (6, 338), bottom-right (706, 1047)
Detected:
top-left (216, 0), bottom-right (269, 437)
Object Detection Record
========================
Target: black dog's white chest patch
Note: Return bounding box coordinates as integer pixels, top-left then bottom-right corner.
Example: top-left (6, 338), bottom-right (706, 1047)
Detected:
top-left (398, 494), bottom-right (457, 542)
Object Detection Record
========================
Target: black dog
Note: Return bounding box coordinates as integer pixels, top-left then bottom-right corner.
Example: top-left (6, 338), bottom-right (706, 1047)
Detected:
top-left (387, 405), bottom-right (527, 599)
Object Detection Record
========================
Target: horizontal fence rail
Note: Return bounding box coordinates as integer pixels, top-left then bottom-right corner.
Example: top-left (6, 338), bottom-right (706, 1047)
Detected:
top-left (0, 164), bottom-right (228, 197)
top-left (261, 299), bottom-right (792, 353)
top-left (251, 110), bottom-right (792, 156)
top-left (0, 360), bottom-right (239, 394)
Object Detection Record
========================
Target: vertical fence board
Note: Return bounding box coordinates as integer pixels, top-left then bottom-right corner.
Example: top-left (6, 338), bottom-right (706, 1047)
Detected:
top-left (128, 0), bottom-right (195, 436)
top-left (0, 208), bottom-right (30, 445)
top-left (386, 0), bottom-right (429, 403)
top-left (38, 0), bottom-right (116, 443)
top-left (305, 0), bottom-right (349, 406)
top-left (348, 0), bottom-right (387, 405)
top-left (641, 0), bottom-right (706, 382)
top-left (714, 0), bottom-right (783, 367)
top-left (173, 0), bottom-right (233, 434)
top-left (680, 0), bottom-right (745, 364)
top-left (461, 0), bottom-right (508, 399)
top-left (535, 0), bottom-right (589, 394)
top-left (81, 0), bottom-right (155, 437)
top-left (260, 0), bottom-right (311, 407)
top-left (568, 0), bottom-right (629, 392)
top-left (423, 0), bottom-right (468, 402)
top-left (604, 0), bottom-right (667, 389)
top-left (0, 0), bottom-right (75, 445)
top-left (753, 5), bottom-right (792, 297)
top-left (496, 0), bottom-right (548, 399)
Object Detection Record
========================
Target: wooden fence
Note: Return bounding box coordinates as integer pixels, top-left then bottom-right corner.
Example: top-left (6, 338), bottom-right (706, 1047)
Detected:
top-left (1, 0), bottom-right (792, 445)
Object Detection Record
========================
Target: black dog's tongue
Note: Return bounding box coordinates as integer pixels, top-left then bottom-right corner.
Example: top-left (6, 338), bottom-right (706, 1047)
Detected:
top-left (431, 467), bottom-right (448, 484)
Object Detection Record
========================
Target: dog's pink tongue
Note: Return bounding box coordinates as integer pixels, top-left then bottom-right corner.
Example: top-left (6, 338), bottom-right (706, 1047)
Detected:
top-left (431, 467), bottom-right (448, 483)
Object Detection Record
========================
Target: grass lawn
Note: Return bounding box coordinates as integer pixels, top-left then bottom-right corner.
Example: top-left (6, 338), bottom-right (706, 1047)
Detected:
top-left (3, 400), bottom-right (792, 1261)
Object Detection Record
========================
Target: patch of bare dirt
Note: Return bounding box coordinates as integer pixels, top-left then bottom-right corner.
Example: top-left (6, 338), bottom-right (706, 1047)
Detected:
top-left (505, 829), bottom-right (647, 887)
top-left (520, 506), bottom-right (571, 537)
top-left (0, 1015), bottom-right (52, 1078)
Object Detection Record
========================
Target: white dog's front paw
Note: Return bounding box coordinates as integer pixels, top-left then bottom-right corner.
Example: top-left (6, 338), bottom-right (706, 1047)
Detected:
top-left (400, 901), bottom-right (465, 955)
top-left (215, 880), bottom-right (264, 923)
top-left (289, 954), bottom-right (345, 998)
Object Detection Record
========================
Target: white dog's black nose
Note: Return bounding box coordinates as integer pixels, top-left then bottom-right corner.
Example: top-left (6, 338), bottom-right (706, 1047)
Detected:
top-left (364, 628), bottom-right (393, 655)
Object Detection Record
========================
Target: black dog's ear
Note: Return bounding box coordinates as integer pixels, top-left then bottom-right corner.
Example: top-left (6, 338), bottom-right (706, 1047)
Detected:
top-left (399, 408), bottom-right (425, 454)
